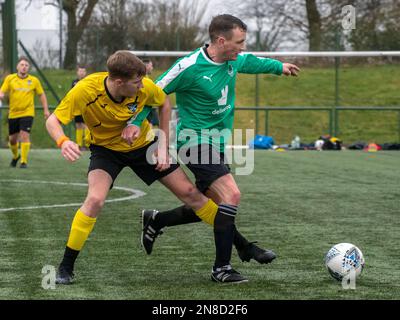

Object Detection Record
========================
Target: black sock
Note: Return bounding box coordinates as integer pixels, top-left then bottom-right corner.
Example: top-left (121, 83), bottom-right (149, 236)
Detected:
top-left (172, 207), bottom-right (249, 250)
top-left (213, 204), bottom-right (237, 269)
top-left (233, 225), bottom-right (250, 251)
top-left (154, 205), bottom-right (201, 229)
top-left (60, 246), bottom-right (80, 271)
top-left (165, 206), bottom-right (249, 251)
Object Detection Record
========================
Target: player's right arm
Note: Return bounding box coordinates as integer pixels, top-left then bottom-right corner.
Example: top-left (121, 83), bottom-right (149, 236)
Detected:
top-left (46, 114), bottom-right (81, 162)
top-left (0, 75), bottom-right (10, 102)
top-left (0, 90), bottom-right (4, 107)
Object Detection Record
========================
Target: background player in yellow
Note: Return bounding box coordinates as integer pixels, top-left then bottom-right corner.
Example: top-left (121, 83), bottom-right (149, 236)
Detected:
top-left (143, 58), bottom-right (159, 127)
top-left (0, 56), bottom-right (50, 168)
top-left (71, 64), bottom-right (89, 150)
top-left (46, 50), bottom-right (222, 284)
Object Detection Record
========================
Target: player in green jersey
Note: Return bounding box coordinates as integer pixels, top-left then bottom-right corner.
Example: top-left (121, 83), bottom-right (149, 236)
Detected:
top-left (139, 14), bottom-right (300, 283)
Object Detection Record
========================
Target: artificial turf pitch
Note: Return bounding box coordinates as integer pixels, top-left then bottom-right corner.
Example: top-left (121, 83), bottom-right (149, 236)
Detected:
top-left (0, 149), bottom-right (399, 300)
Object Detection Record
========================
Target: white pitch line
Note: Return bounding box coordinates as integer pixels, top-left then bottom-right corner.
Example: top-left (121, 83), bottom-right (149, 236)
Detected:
top-left (0, 179), bottom-right (146, 213)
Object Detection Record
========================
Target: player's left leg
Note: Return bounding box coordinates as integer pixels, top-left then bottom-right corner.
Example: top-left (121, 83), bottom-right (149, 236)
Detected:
top-left (206, 175), bottom-right (276, 265)
top-left (158, 168), bottom-right (247, 283)
top-left (18, 117), bottom-right (34, 168)
top-left (19, 130), bottom-right (30, 168)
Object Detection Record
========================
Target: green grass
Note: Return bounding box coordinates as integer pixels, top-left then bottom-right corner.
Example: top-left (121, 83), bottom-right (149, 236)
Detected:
top-left (0, 149), bottom-right (399, 299)
top-left (1, 64), bottom-right (399, 147)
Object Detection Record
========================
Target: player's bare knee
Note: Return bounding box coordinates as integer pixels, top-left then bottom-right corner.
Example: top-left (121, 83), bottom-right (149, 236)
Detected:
top-left (225, 189), bottom-right (241, 205)
top-left (84, 195), bottom-right (105, 212)
top-left (182, 185), bottom-right (203, 204)
top-left (19, 131), bottom-right (30, 141)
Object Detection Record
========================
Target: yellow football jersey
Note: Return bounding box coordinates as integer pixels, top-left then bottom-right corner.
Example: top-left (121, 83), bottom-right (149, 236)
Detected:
top-left (0, 74), bottom-right (44, 119)
top-left (54, 72), bottom-right (166, 152)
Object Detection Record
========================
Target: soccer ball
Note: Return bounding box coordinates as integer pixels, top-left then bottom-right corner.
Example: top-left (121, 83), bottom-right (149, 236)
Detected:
top-left (325, 243), bottom-right (365, 281)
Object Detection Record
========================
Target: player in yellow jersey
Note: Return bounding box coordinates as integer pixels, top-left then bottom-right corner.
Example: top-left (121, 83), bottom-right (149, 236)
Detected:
top-left (46, 50), bottom-right (223, 284)
top-left (143, 58), bottom-right (159, 127)
top-left (0, 57), bottom-right (50, 168)
top-left (71, 64), bottom-right (89, 150)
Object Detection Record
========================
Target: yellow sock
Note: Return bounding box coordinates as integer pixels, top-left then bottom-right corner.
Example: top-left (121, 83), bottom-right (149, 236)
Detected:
top-left (66, 209), bottom-right (97, 251)
top-left (76, 128), bottom-right (84, 147)
top-left (9, 142), bottom-right (19, 159)
top-left (84, 129), bottom-right (91, 147)
top-left (195, 199), bottom-right (218, 225)
top-left (20, 142), bottom-right (31, 164)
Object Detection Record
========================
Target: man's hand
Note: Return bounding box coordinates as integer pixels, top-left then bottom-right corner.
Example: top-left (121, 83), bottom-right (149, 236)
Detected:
top-left (154, 148), bottom-right (171, 172)
top-left (61, 140), bottom-right (81, 162)
top-left (121, 125), bottom-right (141, 145)
top-left (44, 110), bottom-right (50, 119)
top-left (282, 63), bottom-right (300, 76)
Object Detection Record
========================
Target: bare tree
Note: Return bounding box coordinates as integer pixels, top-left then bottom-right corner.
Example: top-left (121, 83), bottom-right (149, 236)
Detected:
top-left (45, 0), bottom-right (99, 69)
top-left (347, 0), bottom-right (400, 50)
top-left (62, 0), bottom-right (99, 69)
top-left (227, 0), bottom-right (308, 51)
top-left (79, 0), bottom-right (209, 69)
top-left (305, 0), bottom-right (322, 50)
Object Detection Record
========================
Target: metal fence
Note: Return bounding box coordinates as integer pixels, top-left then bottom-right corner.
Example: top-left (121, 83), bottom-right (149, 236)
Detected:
top-left (1, 51), bottom-right (400, 147)
top-left (1, 105), bottom-right (400, 148)
top-left (236, 106), bottom-right (400, 142)
top-left (132, 50), bottom-right (400, 144)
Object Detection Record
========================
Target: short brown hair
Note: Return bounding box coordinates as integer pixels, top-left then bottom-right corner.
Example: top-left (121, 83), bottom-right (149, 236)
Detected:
top-left (107, 51), bottom-right (146, 80)
top-left (209, 14), bottom-right (247, 43)
top-left (17, 56), bottom-right (30, 64)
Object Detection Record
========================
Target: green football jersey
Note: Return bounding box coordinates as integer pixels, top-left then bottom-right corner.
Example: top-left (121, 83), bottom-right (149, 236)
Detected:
top-left (156, 47), bottom-right (283, 151)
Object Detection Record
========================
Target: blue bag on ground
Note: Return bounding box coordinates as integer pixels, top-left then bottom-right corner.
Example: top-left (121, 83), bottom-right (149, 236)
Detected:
top-left (249, 135), bottom-right (274, 149)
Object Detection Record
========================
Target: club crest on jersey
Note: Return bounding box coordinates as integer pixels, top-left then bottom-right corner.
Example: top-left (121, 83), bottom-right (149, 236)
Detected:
top-left (127, 96), bottom-right (139, 112)
top-left (27, 80), bottom-right (32, 85)
top-left (228, 64), bottom-right (234, 77)
top-left (127, 103), bottom-right (137, 112)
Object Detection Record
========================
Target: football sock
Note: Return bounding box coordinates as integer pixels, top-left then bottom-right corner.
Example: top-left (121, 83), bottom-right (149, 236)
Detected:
top-left (76, 128), bottom-right (84, 147)
top-left (9, 142), bottom-right (19, 159)
top-left (194, 199), bottom-right (218, 225)
top-left (152, 205), bottom-right (201, 229)
top-left (60, 247), bottom-right (80, 271)
top-left (84, 129), bottom-right (91, 147)
top-left (157, 204), bottom-right (250, 250)
top-left (233, 225), bottom-right (250, 250)
top-left (214, 204), bottom-right (237, 268)
top-left (20, 142), bottom-right (31, 164)
top-left (66, 209), bottom-right (97, 251)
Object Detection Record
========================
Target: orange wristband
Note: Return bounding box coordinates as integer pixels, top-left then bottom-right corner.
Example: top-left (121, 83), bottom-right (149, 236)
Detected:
top-left (56, 135), bottom-right (70, 148)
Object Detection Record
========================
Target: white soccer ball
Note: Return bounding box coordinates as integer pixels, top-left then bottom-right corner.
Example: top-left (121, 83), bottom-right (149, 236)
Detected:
top-left (325, 243), bottom-right (365, 281)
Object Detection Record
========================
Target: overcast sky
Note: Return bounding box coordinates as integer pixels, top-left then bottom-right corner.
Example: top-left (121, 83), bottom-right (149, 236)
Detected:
top-left (16, 0), bottom-right (234, 30)
top-left (14, 0), bottom-right (243, 55)
top-left (15, 0), bottom-right (249, 30)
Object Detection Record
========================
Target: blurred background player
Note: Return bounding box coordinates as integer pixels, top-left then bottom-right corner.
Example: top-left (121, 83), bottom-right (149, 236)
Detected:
top-left (71, 64), bottom-right (89, 150)
top-left (0, 56), bottom-right (49, 168)
top-left (143, 58), bottom-right (159, 127)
